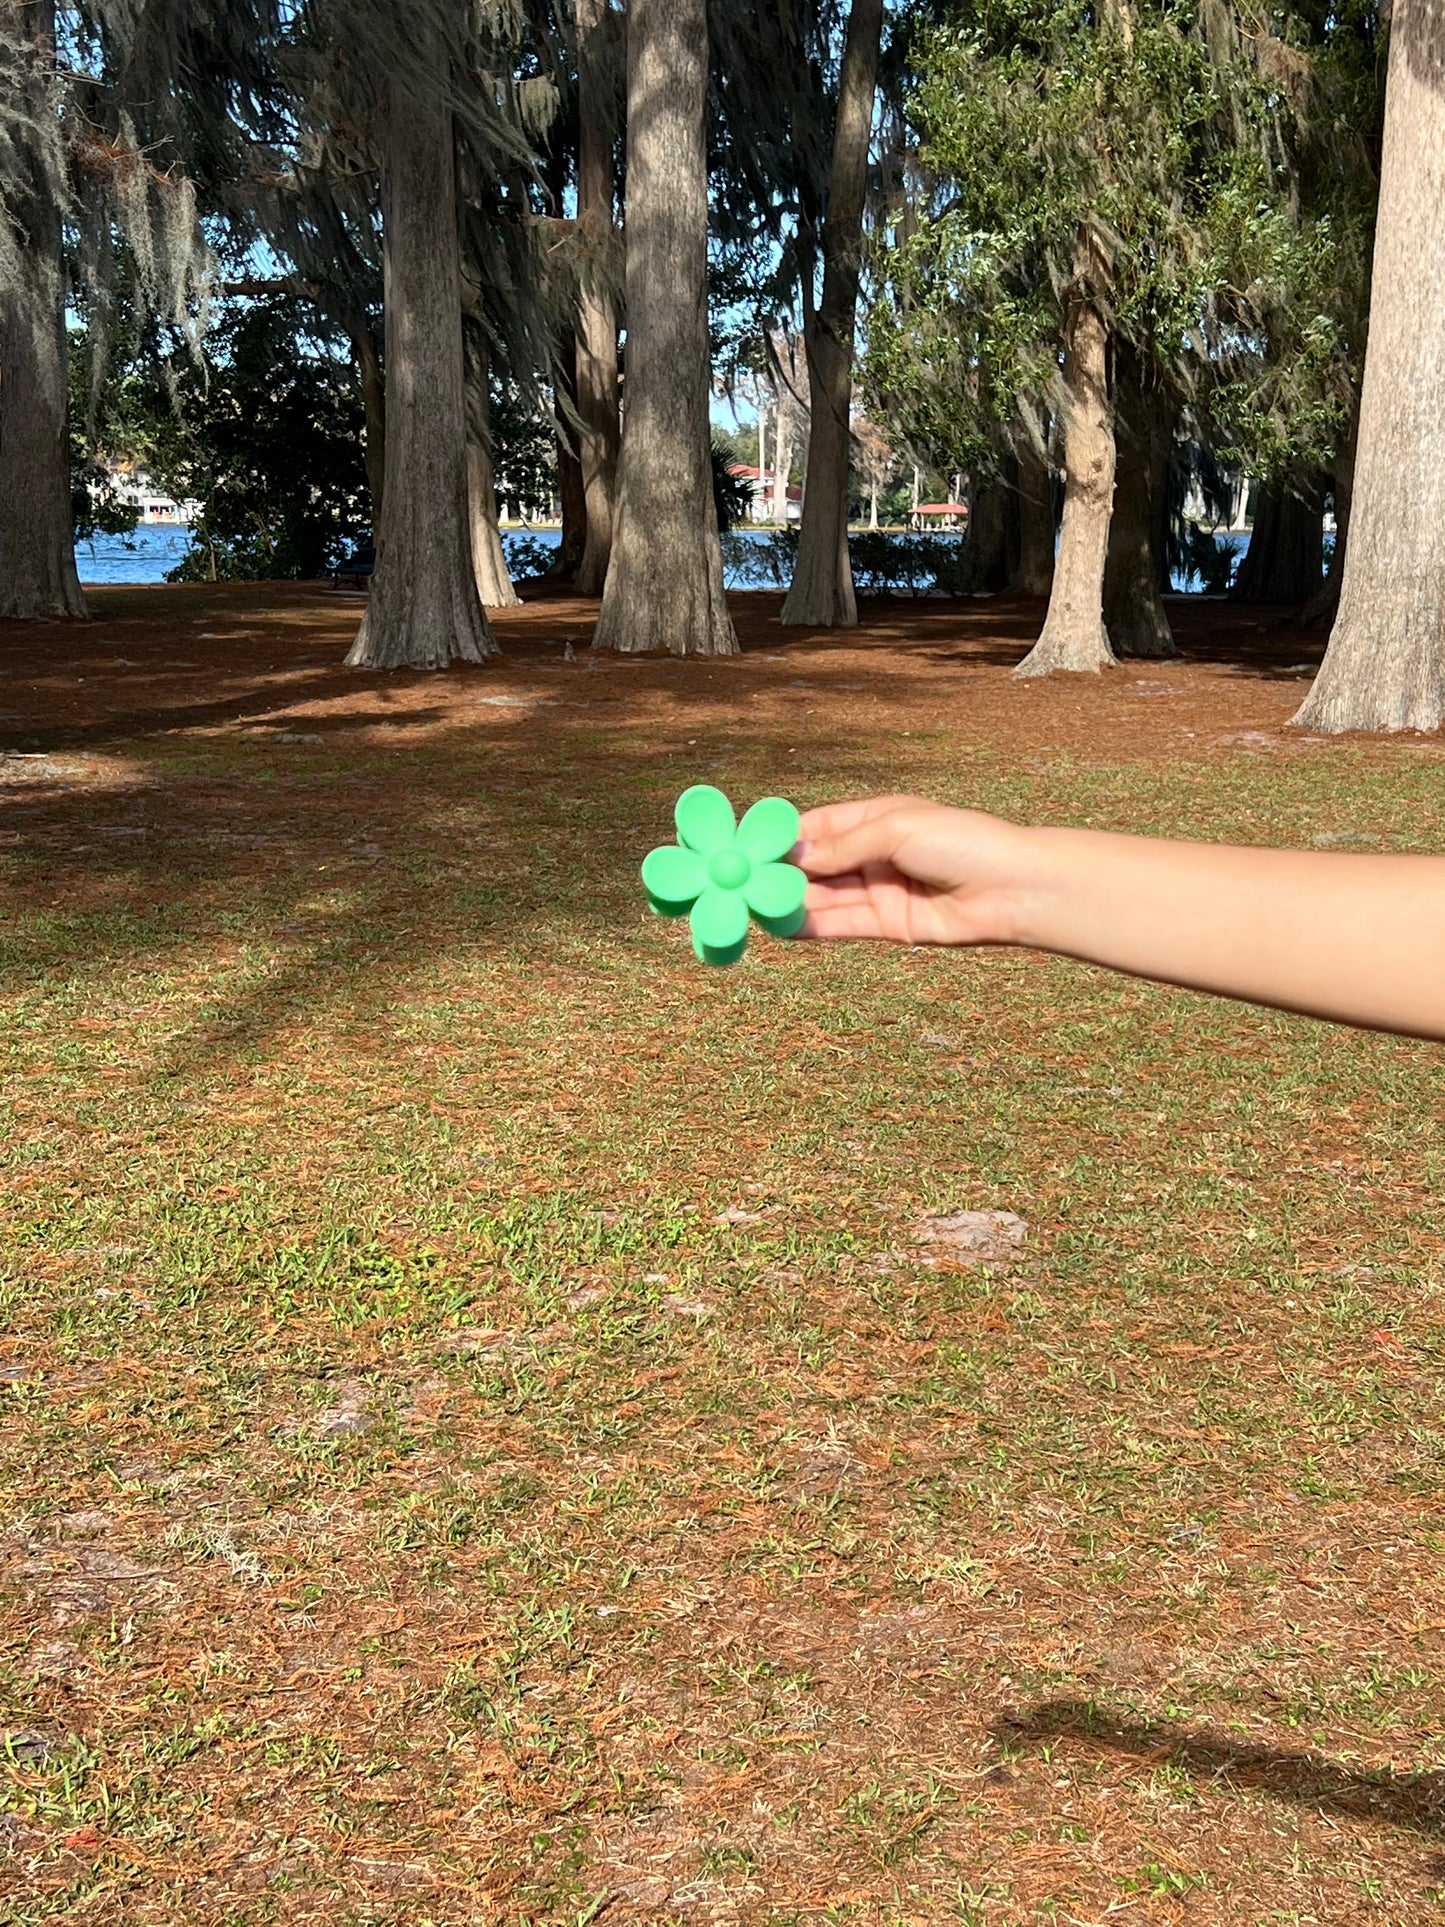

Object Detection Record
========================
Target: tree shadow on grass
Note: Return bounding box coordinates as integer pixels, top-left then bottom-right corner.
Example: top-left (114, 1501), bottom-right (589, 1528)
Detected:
top-left (0, 721), bottom-right (898, 1078)
top-left (993, 1698), bottom-right (1445, 1849)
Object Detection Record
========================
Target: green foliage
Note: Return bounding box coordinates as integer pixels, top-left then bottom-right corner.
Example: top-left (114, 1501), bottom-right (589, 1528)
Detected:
top-left (865, 0), bottom-right (1375, 482)
top-left (713, 422), bottom-right (760, 471)
top-left (67, 288), bottom-right (155, 543)
top-left (144, 298), bottom-right (370, 582)
top-left (505, 533), bottom-right (558, 581)
top-left (849, 528), bottom-right (970, 594)
top-left (489, 382), bottom-right (560, 522)
top-left (711, 434), bottom-right (755, 532)
top-left (1172, 521), bottom-right (1238, 593)
top-left (719, 526), bottom-right (970, 595)
top-left (720, 528), bottom-right (796, 586)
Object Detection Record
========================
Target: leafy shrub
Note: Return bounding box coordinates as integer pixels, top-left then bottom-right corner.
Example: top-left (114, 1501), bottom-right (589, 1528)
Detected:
top-left (1172, 522), bottom-right (1238, 593)
top-left (720, 528), bottom-right (796, 587)
top-left (711, 439), bottom-right (756, 532)
top-left (848, 530), bottom-right (969, 595)
top-left (503, 533), bottom-right (559, 580)
top-left (721, 527), bottom-right (972, 596)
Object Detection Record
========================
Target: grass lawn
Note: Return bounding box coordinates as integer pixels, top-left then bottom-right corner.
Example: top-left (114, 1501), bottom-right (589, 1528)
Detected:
top-left (2, 584), bottom-right (1443, 1923)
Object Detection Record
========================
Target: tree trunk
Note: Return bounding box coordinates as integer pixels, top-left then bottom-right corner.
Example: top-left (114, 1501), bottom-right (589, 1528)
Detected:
top-left (772, 404), bottom-right (793, 526)
top-left (867, 484), bottom-right (878, 530)
top-left (780, 0), bottom-right (885, 628)
top-left (1103, 348), bottom-right (1175, 658)
top-left (573, 0), bottom-right (621, 597)
top-left (552, 422), bottom-right (588, 581)
top-left (463, 336), bottom-right (516, 607)
top-left (1231, 483), bottom-right (1279, 599)
top-left (542, 343), bottom-right (588, 587)
top-left (1015, 242), bottom-right (1117, 677)
top-left (1149, 409), bottom-right (1174, 593)
top-left (347, 75), bottom-right (494, 669)
top-left (1296, 4), bottom-right (1445, 729)
top-left (1231, 478), bottom-right (1324, 603)
top-left (351, 322), bottom-right (386, 529)
top-left (0, 0), bottom-right (87, 620)
top-left (966, 478), bottom-right (1010, 592)
top-left (592, 0), bottom-right (735, 656)
top-left (1011, 438), bottom-right (1055, 596)
top-left (1297, 412), bottom-right (1357, 627)
top-left (468, 442), bottom-right (518, 609)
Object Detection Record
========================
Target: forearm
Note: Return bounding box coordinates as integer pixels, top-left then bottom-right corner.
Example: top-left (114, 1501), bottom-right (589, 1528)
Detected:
top-left (1012, 828), bottom-right (1445, 1039)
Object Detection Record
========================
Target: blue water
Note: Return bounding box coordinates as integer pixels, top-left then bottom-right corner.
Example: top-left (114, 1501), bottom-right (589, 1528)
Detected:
top-left (76, 525), bottom-right (571, 586)
top-left (77, 522), bottom-right (1253, 592)
top-left (78, 524), bottom-right (196, 583)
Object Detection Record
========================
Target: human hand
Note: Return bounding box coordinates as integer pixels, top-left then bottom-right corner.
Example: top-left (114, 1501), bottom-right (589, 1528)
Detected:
top-left (793, 795), bottom-right (1039, 946)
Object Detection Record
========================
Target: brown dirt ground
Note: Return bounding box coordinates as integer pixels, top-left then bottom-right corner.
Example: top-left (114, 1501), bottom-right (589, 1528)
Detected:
top-left (0, 580), bottom-right (1417, 760)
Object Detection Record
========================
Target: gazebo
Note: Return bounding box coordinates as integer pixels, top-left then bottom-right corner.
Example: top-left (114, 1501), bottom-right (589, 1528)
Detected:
top-left (909, 500), bottom-right (970, 530)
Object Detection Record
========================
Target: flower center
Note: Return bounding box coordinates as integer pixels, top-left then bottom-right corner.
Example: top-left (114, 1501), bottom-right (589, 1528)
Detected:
top-left (708, 847), bottom-right (751, 891)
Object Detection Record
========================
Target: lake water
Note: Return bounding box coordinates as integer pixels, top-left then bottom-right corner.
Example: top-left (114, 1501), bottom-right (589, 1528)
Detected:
top-left (78, 524), bottom-right (196, 583)
top-left (77, 522), bottom-right (1251, 593)
top-left (76, 525), bottom-right (575, 586)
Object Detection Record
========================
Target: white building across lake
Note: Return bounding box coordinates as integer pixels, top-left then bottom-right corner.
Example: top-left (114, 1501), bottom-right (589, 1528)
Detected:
top-left (93, 465), bottom-right (200, 525)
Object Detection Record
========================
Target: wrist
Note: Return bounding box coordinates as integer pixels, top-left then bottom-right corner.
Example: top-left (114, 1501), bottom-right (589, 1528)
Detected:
top-left (999, 824), bottom-right (1079, 951)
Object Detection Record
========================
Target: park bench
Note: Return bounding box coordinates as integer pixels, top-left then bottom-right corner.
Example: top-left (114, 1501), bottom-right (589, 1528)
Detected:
top-left (331, 543), bottom-right (375, 590)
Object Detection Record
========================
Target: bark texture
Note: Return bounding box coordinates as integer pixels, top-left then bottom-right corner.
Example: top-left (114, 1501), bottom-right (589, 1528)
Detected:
top-left (1231, 478), bottom-right (1324, 603)
top-left (347, 76), bottom-right (494, 668)
top-left (965, 479), bottom-right (1010, 592)
top-left (1015, 243), bottom-right (1117, 677)
top-left (547, 418), bottom-right (588, 584)
top-left (1011, 439), bottom-right (1055, 597)
top-left (1296, 1), bottom-right (1445, 729)
top-left (771, 405), bottom-right (793, 525)
top-left (780, 0), bottom-right (885, 628)
top-left (1103, 350), bottom-right (1174, 658)
top-left (573, 0), bottom-right (620, 596)
top-left (351, 322), bottom-right (386, 528)
top-left (593, 0), bottom-right (735, 655)
top-left (0, 0), bottom-right (87, 620)
top-left (464, 338), bottom-right (516, 607)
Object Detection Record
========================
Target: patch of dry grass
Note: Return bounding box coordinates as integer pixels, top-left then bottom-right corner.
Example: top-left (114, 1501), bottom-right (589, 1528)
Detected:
top-left (1, 587), bottom-right (1443, 1923)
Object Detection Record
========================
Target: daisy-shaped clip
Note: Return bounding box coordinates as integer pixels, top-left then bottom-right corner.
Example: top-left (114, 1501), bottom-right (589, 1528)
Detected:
top-left (642, 785), bottom-right (807, 965)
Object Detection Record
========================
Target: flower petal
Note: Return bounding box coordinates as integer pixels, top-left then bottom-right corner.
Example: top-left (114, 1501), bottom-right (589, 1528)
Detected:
top-left (692, 926), bottom-right (748, 966)
top-left (743, 860), bottom-right (806, 921)
top-left (753, 903), bottom-right (806, 939)
top-left (641, 843), bottom-right (707, 907)
top-left (675, 784), bottom-right (736, 854)
top-left (690, 884), bottom-right (749, 953)
top-left (736, 796), bottom-right (800, 865)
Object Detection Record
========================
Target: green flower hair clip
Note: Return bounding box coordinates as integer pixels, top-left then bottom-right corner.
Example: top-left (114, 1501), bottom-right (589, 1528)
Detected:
top-left (642, 785), bottom-right (808, 965)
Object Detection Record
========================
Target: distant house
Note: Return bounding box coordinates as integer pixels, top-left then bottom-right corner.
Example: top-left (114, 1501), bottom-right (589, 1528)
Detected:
top-left (727, 463), bottom-right (802, 524)
top-left (92, 463), bottom-right (200, 526)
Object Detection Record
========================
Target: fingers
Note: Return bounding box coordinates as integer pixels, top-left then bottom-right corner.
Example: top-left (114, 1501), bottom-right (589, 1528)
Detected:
top-left (796, 870), bottom-right (900, 942)
top-left (803, 874), bottom-right (874, 910)
top-left (795, 902), bottom-right (889, 940)
top-left (796, 802), bottom-right (928, 879)
top-left (795, 795), bottom-right (923, 846)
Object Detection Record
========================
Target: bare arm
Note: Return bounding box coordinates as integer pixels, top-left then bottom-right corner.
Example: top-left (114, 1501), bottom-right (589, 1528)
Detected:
top-left (795, 796), bottom-right (1445, 1041)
